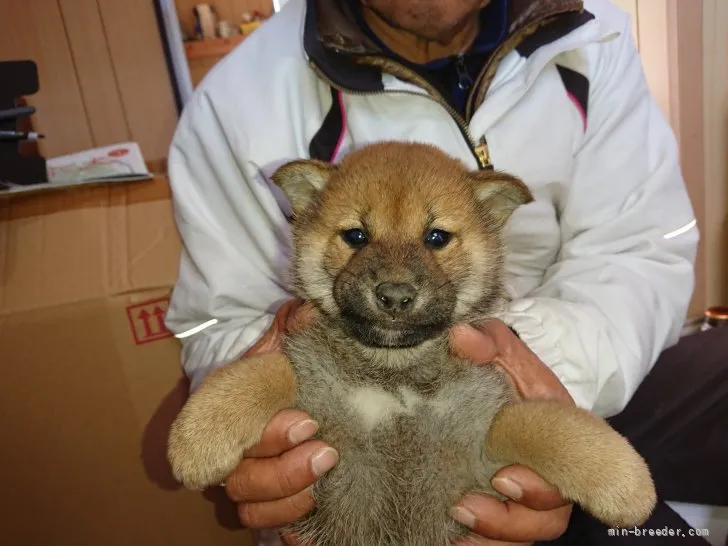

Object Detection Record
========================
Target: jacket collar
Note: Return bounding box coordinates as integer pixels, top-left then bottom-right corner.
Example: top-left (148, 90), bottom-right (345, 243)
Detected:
top-left (312, 0), bottom-right (586, 54)
top-left (304, 0), bottom-right (594, 101)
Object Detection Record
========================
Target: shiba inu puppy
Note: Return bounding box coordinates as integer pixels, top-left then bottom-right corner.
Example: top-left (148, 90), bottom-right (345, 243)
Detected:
top-left (167, 142), bottom-right (657, 546)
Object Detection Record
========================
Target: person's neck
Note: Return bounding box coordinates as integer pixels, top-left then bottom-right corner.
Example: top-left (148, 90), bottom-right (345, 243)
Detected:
top-left (361, 7), bottom-right (482, 65)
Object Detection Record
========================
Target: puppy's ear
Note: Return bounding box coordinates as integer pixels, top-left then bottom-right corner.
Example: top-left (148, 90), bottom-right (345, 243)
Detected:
top-left (467, 170), bottom-right (534, 226)
top-left (271, 160), bottom-right (336, 216)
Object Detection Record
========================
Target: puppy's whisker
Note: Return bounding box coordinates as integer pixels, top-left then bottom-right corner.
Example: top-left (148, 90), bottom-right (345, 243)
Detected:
top-left (340, 268), bottom-right (361, 280)
top-left (435, 280), bottom-right (452, 291)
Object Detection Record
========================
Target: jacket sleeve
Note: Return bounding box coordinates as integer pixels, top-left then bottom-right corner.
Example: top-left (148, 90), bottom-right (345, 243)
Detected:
top-left (163, 88), bottom-right (294, 392)
top-left (497, 18), bottom-right (699, 417)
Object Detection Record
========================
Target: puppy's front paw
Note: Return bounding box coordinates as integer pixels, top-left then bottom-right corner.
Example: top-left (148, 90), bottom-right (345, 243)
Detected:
top-left (167, 353), bottom-right (298, 491)
top-left (577, 447), bottom-right (657, 528)
top-left (485, 400), bottom-right (657, 528)
top-left (167, 398), bottom-right (264, 491)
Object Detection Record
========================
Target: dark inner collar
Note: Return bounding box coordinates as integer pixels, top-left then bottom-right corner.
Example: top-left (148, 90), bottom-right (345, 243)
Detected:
top-left (345, 0), bottom-right (509, 70)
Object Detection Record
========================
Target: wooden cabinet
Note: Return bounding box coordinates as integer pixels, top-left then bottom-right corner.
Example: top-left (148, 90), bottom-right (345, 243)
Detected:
top-left (175, 0), bottom-right (271, 87)
top-left (0, 0), bottom-right (178, 165)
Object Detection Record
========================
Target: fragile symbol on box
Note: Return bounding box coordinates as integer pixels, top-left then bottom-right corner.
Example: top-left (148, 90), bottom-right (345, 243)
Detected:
top-left (126, 298), bottom-right (174, 345)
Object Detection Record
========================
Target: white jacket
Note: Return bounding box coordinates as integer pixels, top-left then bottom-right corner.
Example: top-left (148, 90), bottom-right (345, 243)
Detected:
top-left (164, 0), bottom-right (698, 418)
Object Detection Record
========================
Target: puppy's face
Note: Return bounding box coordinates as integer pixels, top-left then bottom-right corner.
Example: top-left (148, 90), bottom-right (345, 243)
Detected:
top-left (273, 142), bottom-right (532, 348)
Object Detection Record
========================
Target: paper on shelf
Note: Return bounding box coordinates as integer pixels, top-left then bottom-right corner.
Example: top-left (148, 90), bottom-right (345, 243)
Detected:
top-left (0, 142), bottom-right (154, 196)
top-left (47, 142), bottom-right (151, 182)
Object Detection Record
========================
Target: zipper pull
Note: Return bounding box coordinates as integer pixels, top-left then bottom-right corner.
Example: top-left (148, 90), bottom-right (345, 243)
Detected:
top-left (474, 137), bottom-right (492, 170)
top-left (455, 55), bottom-right (473, 91)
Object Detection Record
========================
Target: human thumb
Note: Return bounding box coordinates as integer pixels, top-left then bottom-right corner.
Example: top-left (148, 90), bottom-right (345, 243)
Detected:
top-left (449, 324), bottom-right (498, 365)
top-left (244, 300), bottom-right (295, 356)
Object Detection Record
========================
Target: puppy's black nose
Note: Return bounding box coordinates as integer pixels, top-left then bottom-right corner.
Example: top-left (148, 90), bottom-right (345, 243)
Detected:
top-left (375, 283), bottom-right (417, 313)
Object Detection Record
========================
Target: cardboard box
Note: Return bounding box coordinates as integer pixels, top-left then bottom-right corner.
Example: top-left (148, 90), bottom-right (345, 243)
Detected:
top-left (0, 176), bottom-right (253, 545)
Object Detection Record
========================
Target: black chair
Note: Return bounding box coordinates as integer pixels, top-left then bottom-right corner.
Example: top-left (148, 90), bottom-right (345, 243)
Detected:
top-left (0, 60), bottom-right (47, 186)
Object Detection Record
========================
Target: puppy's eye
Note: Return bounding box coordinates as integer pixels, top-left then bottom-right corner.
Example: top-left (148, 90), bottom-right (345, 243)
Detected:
top-left (341, 228), bottom-right (369, 248)
top-left (424, 229), bottom-right (452, 249)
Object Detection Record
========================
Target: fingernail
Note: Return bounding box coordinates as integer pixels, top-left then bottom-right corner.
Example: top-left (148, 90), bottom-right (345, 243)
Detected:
top-left (287, 419), bottom-right (319, 445)
top-left (311, 447), bottom-right (339, 476)
top-left (450, 506), bottom-right (476, 528)
top-left (492, 476), bottom-right (523, 500)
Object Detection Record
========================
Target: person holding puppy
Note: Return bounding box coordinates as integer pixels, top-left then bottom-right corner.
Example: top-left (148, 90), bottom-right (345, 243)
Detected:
top-left (164, 0), bottom-right (727, 544)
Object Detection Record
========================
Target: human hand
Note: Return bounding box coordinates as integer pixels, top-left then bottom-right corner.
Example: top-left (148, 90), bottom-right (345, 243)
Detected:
top-left (451, 319), bottom-right (572, 404)
top-left (244, 298), bottom-right (317, 357)
top-left (223, 408), bottom-right (337, 534)
top-left (448, 319), bottom-right (574, 545)
top-left (224, 299), bottom-right (332, 540)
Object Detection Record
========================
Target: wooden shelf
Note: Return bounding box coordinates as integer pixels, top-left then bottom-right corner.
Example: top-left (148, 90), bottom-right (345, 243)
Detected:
top-left (184, 35), bottom-right (247, 60)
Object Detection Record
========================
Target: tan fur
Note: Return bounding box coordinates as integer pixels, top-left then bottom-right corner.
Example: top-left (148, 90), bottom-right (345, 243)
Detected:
top-left (167, 352), bottom-right (296, 490)
top-left (168, 141), bottom-right (656, 544)
top-left (272, 143), bottom-right (527, 326)
top-left (485, 400), bottom-right (656, 528)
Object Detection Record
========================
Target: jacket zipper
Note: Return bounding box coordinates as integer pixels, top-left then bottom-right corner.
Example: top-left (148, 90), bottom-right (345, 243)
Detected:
top-left (308, 6), bottom-right (584, 171)
top-left (308, 60), bottom-right (492, 170)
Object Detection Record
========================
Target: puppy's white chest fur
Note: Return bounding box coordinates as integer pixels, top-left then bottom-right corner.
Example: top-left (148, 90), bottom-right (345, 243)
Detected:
top-left (348, 386), bottom-right (423, 431)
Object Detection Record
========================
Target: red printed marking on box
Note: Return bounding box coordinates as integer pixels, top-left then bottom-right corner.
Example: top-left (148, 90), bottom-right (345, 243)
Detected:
top-left (126, 297), bottom-right (173, 345)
